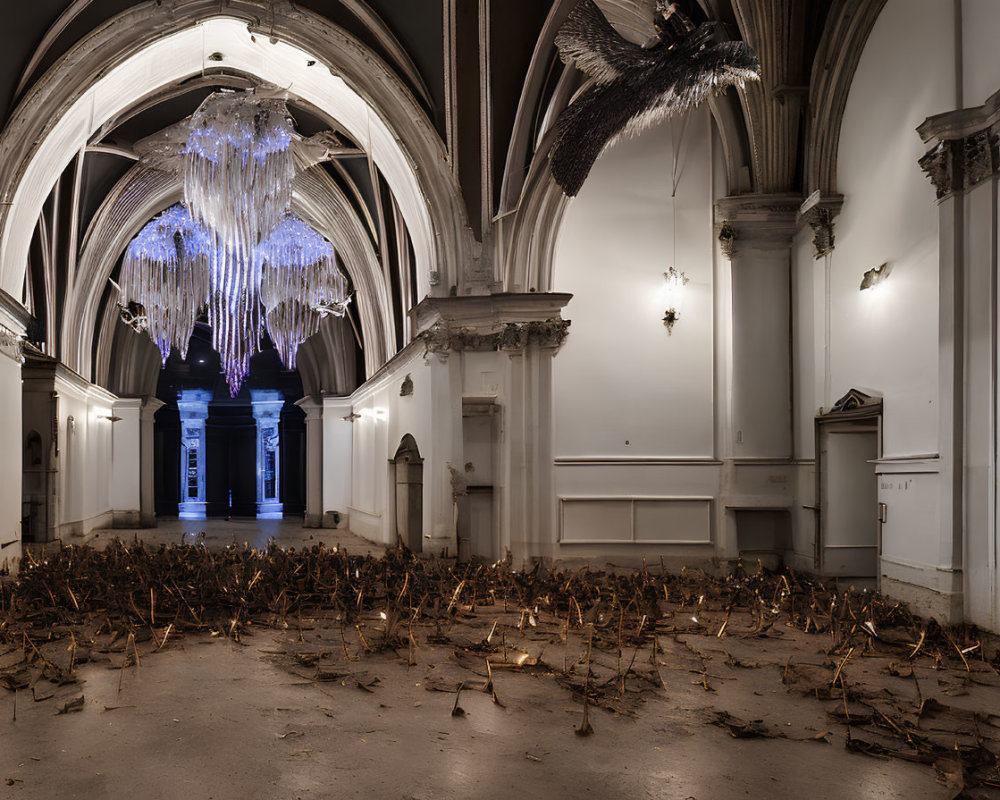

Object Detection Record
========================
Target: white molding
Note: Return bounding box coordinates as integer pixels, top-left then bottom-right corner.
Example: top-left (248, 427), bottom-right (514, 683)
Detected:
top-left (558, 495), bottom-right (713, 545)
top-left (554, 458), bottom-right (722, 466)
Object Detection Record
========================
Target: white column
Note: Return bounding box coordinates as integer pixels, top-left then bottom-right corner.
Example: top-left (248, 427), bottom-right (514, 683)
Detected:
top-left (0, 322), bottom-right (23, 569)
top-left (251, 389), bottom-right (284, 519)
top-left (425, 351), bottom-right (463, 555)
top-left (177, 389), bottom-right (211, 520)
top-left (322, 396), bottom-right (354, 528)
top-left (139, 397), bottom-right (164, 527)
top-left (110, 398), bottom-right (142, 526)
top-left (295, 395), bottom-right (323, 528)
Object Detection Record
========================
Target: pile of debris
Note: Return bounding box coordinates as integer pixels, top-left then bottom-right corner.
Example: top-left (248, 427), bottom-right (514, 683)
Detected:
top-left (0, 541), bottom-right (997, 796)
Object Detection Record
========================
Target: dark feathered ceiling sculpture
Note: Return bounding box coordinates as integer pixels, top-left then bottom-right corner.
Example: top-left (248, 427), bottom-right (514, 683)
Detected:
top-left (550, 0), bottom-right (760, 196)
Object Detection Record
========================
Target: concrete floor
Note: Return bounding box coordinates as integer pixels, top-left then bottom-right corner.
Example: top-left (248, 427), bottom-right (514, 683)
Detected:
top-left (84, 517), bottom-right (385, 556)
top-left (1, 624), bottom-right (959, 799)
top-left (3, 523), bottom-right (981, 798)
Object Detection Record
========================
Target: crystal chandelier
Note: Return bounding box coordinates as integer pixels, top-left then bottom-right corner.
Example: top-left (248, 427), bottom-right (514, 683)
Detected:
top-left (119, 91), bottom-right (350, 394)
top-left (184, 93), bottom-right (294, 246)
top-left (119, 204), bottom-right (212, 362)
top-left (259, 215), bottom-right (350, 370)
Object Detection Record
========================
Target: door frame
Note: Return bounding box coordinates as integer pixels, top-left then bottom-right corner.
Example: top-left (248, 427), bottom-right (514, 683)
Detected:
top-left (815, 392), bottom-right (883, 583)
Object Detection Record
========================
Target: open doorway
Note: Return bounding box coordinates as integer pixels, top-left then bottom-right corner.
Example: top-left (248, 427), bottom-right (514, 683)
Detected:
top-left (816, 390), bottom-right (882, 580)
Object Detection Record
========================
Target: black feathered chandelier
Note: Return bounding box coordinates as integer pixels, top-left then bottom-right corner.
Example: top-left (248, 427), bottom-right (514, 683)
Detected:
top-left (550, 0), bottom-right (760, 196)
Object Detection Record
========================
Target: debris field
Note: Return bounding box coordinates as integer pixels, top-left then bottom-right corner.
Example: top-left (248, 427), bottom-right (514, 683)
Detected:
top-left (1, 541), bottom-right (999, 798)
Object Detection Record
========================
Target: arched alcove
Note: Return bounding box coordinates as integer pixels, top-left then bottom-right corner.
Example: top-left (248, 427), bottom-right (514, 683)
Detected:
top-left (392, 434), bottom-right (423, 553)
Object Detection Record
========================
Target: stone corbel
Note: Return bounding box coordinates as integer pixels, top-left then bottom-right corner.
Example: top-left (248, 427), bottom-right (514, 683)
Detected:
top-left (0, 323), bottom-right (24, 364)
top-left (797, 191), bottom-right (844, 259)
top-left (917, 87), bottom-right (1000, 199)
top-left (0, 288), bottom-right (28, 364)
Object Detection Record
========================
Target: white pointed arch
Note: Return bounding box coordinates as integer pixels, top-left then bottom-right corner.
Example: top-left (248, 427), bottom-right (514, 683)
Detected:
top-left (0, 2), bottom-right (472, 319)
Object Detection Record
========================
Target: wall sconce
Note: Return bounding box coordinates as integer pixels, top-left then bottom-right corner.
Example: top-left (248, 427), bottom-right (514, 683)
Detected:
top-left (662, 266), bottom-right (689, 334)
top-left (341, 412), bottom-right (362, 422)
top-left (860, 262), bottom-right (892, 292)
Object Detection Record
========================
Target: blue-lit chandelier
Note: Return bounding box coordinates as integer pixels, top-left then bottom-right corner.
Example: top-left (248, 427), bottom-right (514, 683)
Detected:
top-left (120, 205), bottom-right (212, 363)
top-left (118, 91), bottom-right (350, 394)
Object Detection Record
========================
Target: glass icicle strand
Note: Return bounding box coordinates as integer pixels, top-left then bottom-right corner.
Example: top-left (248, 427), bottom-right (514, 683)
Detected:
top-left (119, 204), bottom-right (211, 363)
top-left (259, 215), bottom-right (349, 370)
top-left (184, 92), bottom-right (295, 247)
top-left (209, 238), bottom-right (264, 397)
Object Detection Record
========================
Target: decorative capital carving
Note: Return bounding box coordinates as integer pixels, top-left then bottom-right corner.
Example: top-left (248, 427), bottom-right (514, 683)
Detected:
top-left (418, 318), bottom-right (571, 355)
top-left (718, 222), bottom-right (737, 259)
top-left (0, 323), bottom-right (24, 364)
top-left (919, 129), bottom-right (1000, 199)
top-left (919, 140), bottom-right (958, 199)
top-left (797, 192), bottom-right (844, 259)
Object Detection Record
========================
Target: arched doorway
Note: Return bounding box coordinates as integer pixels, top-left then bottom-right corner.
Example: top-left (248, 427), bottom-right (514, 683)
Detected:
top-left (392, 434), bottom-right (423, 553)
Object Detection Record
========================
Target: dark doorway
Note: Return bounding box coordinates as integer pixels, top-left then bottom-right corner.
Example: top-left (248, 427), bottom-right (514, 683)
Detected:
top-left (205, 403), bottom-right (257, 517)
top-left (393, 434), bottom-right (423, 552)
top-left (153, 323), bottom-right (307, 518)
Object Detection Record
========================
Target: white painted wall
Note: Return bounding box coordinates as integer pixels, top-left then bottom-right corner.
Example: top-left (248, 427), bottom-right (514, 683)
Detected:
top-left (321, 397), bottom-right (353, 525)
top-left (827, 0), bottom-right (952, 459)
top-left (0, 353), bottom-right (22, 568)
top-left (22, 365), bottom-right (119, 539)
top-left (552, 110), bottom-right (717, 459)
top-left (348, 346), bottom-right (447, 549)
top-left (962, 1), bottom-right (1000, 106)
top-left (110, 398), bottom-right (142, 521)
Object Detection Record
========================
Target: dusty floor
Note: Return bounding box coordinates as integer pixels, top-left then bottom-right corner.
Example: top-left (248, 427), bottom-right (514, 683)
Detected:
top-left (1, 625), bottom-right (960, 800)
top-left (1, 536), bottom-right (997, 799)
top-left (84, 517), bottom-right (385, 556)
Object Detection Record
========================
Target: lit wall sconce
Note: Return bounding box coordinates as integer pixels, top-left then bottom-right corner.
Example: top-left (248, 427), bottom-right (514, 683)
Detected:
top-left (860, 262), bottom-right (892, 292)
top-left (662, 266), bottom-right (689, 334)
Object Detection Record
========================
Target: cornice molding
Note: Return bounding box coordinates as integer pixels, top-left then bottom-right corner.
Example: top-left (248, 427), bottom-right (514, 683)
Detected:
top-left (413, 292), bottom-right (573, 354)
top-left (715, 193), bottom-right (802, 257)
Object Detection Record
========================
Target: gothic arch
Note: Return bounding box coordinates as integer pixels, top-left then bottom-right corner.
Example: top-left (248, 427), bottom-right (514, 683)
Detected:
top-left (0, 2), bottom-right (473, 315)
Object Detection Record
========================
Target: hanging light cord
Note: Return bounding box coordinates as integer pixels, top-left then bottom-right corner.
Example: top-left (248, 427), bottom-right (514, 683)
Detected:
top-left (670, 114), bottom-right (689, 268)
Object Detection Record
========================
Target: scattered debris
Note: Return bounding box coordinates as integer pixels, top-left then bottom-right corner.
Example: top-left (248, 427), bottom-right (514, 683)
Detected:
top-left (1, 543), bottom-right (999, 791)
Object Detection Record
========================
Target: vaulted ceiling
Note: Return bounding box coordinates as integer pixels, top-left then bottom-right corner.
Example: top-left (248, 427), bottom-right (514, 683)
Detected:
top-left (0, 0), bottom-right (875, 399)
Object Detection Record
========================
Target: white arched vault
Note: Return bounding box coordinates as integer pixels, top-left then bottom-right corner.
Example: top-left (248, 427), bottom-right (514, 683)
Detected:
top-left (0, 2), bottom-right (473, 324)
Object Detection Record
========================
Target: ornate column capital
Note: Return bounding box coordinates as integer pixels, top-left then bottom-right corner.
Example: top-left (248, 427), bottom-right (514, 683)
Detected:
top-left (413, 292), bottom-right (573, 355)
top-left (715, 193), bottom-right (802, 258)
top-left (918, 87), bottom-right (1000, 199)
top-left (796, 191), bottom-right (844, 259)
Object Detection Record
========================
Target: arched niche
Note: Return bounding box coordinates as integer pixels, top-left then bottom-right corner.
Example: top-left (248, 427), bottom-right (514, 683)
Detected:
top-left (392, 434), bottom-right (423, 553)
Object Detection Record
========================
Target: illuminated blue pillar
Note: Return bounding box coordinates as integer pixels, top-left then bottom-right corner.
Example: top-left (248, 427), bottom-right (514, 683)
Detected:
top-left (251, 389), bottom-right (284, 519)
top-left (177, 389), bottom-right (211, 520)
